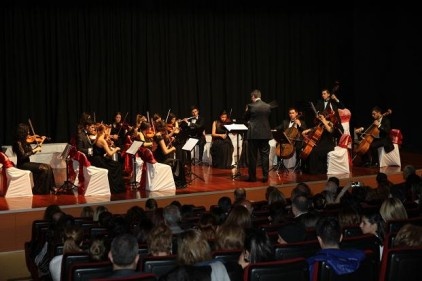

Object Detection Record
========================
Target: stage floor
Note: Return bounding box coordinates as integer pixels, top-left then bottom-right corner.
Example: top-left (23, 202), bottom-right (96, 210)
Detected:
top-left (1, 150), bottom-right (421, 212)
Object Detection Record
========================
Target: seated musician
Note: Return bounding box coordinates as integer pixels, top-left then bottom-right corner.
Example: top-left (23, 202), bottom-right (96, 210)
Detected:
top-left (153, 122), bottom-right (187, 188)
top-left (110, 112), bottom-right (130, 151)
top-left (274, 107), bottom-right (307, 168)
top-left (77, 119), bottom-right (96, 160)
top-left (354, 106), bottom-right (394, 168)
top-left (301, 111), bottom-right (343, 174)
top-left (90, 124), bottom-right (126, 194)
top-left (210, 110), bottom-right (234, 169)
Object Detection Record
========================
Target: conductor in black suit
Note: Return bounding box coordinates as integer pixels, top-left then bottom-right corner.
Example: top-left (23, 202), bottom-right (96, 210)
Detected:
top-left (244, 89), bottom-right (273, 182)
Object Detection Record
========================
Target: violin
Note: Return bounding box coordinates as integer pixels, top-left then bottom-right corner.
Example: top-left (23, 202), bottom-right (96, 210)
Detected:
top-left (26, 134), bottom-right (51, 144)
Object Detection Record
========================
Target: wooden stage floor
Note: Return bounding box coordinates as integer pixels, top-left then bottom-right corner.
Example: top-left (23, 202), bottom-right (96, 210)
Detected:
top-left (1, 149), bottom-right (422, 213)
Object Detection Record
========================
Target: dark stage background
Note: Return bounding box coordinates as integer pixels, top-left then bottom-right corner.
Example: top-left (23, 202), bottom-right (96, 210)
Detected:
top-left (1, 1), bottom-right (420, 151)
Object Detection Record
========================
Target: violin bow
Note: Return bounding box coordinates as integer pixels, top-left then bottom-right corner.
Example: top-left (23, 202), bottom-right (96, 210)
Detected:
top-left (165, 108), bottom-right (171, 124)
top-left (28, 118), bottom-right (41, 147)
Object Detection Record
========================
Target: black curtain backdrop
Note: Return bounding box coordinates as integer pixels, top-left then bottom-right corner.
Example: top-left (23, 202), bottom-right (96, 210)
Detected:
top-left (1, 1), bottom-right (420, 151)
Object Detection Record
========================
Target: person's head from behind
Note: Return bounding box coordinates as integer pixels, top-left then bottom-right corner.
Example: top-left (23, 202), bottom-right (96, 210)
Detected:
top-left (109, 233), bottom-right (139, 270)
top-left (290, 182), bottom-right (311, 201)
top-left (223, 204), bottom-right (252, 229)
top-left (145, 198), bottom-right (158, 211)
top-left (403, 165), bottom-right (416, 180)
top-left (89, 237), bottom-right (108, 261)
top-left (243, 228), bottom-right (273, 264)
top-left (80, 206), bottom-right (94, 218)
top-left (234, 188), bottom-right (246, 204)
top-left (291, 195), bottom-right (310, 217)
top-left (94, 205), bottom-right (108, 221)
top-left (43, 204), bottom-right (63, 221)
top-left (379, 197), bottom-right (408, 222)
top-left (163, 204), bottom-right (182, 227)
top-left (177, 229), bottom-right (211, 265)
top-left (315, 216), bottom-right (342, 248)
top-left (147, 223), bottom-right (173, 256)
top-left (393, 223), bottom-right (422, 248)
top-left (267, 188), bottom-right (286, 205)
top-left (215, 224), bottom-right (245, 250)
top-left (217, 196), bottom-right (232, 214)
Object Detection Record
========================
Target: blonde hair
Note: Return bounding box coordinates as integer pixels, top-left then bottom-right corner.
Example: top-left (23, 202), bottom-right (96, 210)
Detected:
top-left (393, 223), bottom-right (422, 248)
top-left (380, 198), bottom-right (408, 222)
top-left (147, 224), bottom-right (173, 256)
top-left (177, 229), bottom-right (211, 265)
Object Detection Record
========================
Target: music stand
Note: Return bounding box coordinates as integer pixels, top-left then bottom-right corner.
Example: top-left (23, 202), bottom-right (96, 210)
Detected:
top-left (270, 130), bottom-right (290, 174)
top-left (57, 144), bottom-right (78, 193)
top-left (126, 141), bottom-right (144, 189)
top-left (183, 138), bottom-right (204, 183)
top-left (224, 123), bottom-right (248, 180)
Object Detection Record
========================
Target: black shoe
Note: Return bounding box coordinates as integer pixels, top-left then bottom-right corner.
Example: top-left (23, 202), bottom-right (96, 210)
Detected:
top-left (246, 177), bottom-right (257, 182)
top-left (262, 177), bottom-right (268, 183)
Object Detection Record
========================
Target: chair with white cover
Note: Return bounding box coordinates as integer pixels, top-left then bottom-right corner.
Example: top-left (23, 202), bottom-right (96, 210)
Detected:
top-left (0, 152), bottom-right (33, 197)
top-left (327, 134), bottom-right (352, 175)
top-left (378, 129), bottom-right (402, 167)
top-left (70, 149), bottom-right (110, 196)
top-left (137, 147), bottom-right (175, 192)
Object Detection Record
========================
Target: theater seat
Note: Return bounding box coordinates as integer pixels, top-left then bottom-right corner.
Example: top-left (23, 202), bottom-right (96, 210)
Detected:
top-left (244, 257), bottom-right (309, 281)
top-left (0, 152), bottom-right (33, 197)
top-left (70, 150), bottom-right (110, 196)
top-left (379, 247), bottom-right (422, 281)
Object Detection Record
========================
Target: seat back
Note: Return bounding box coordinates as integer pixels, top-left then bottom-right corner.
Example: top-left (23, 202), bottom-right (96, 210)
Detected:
top-left (244, 257), bottom-right (309, 281)
top-left (70, 260), bottom-right (113, 281)
top-left (313, 249), bottom-right (378, 281)
top-left (211, 249), bottom-right (242, 263)
top-left (274, 239), bottom-right (320, 260)
top-left (379, 247), bottom-right (422, 281)
top-left (340, 235), bottom-right (381, 263)
top-left (61, 252), bottom-right (91, 281)
top-left (386, 216), bottom-right (422, 234)
top-left (138, 255), bottom-right (177, 278)
top-left (91, 273), bottom-right (158, 281)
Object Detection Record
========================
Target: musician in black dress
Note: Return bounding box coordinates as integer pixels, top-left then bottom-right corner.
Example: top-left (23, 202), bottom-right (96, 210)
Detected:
top-left (90, 124), bottom-right (126, 194)
top-left (301, 112), bottom-right (343, 174)
top-left (12, 123), bottom-right (56, 194)
top-left (210, 110), bottom-right (234, 169)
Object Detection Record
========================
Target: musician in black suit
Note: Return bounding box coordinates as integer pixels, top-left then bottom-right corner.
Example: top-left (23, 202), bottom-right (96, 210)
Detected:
top-left (244, 89), bottom-right (273, 182)
top-left (274, 107), bottom-right (307, 168)
top-left (315, 88), bottom-right (345, 126)
top-left (355, 106), bottom-right (394, 167)
top-left (181, 105), bottom-right (206, 164)
top-left (76, 119), bottom-right (95, 160)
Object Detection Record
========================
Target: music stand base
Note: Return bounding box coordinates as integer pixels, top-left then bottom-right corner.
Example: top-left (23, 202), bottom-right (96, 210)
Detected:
top-left (57, 181), bottom-right (77, 194)
top-left (185, 164), bottom-right (204, 184)
top-left (271, 158), bottom-right (289, 174)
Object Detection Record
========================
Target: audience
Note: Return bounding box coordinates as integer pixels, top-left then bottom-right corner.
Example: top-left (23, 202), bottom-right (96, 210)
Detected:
top-left (146, 224), bottom-right (173, 256)
top-left (379, 197), bottom-right (408, 222)
top-left (107, 233), bottom-right (140, 277)
top-left (307, 217), bottom-right (366, 279)
top-left (163, 204), bottom-right (184, 234)
top-left (238, 228), bottom-right (274, 269)
top-left (393, 223), bottom-right (422, 248)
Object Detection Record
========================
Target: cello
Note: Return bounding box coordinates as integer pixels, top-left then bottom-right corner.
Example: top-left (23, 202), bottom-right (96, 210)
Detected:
top-left (275, 113), bottom-right (302, 159)
top-left (299, 103), bottom-right (336, 160)
top-left (354, 109), bottom-right (392, 157)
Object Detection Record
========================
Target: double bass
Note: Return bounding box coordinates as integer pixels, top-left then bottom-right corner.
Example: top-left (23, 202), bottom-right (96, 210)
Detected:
top-left (354, 109), bottom-right (392, 157)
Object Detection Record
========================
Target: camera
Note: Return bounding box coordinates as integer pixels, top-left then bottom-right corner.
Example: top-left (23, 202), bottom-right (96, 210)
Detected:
top-left (351, 182), bottom-right (362, 188)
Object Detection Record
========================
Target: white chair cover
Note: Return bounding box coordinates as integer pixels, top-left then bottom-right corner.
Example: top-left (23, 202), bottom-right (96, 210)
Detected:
top-left (72, 152), bottom-right (110, 196)
top-left (0, 152), bottom-right (33, 197)
top-left (378, 143), bottom-right (401, 167)
top-left (327, 134), bottom-right (352, 175)
top-left (144, 162), bottom-right (176, 192)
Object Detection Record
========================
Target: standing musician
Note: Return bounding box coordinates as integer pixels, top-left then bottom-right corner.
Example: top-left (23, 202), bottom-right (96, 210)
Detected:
top-left (274, 107), bottom-right (307, 168)
top-left (210, 109), bottom-right (234, 169)
top-left (354, 106), bottom-right (394, 168)
top-left (180, 105), bottom-right (206, 165)
top-left (12, 123), bottom-right (57, 194)
top-left (90, 124), bottom-right (125, 193)
top-left (301, 108), bottom-right (344, 174)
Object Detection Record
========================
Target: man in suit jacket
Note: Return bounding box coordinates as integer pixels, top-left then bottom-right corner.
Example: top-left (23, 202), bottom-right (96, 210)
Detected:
top-left (76, 119), bottom-right (95, 160)
top-left (244, 89), bottom-right (273, 182)
top-left (181, 105), bottom-right (206, 164)
top-left (355, 106), bottom-right (394, 167)
top-left (314, 88), bottom-right (345, 126)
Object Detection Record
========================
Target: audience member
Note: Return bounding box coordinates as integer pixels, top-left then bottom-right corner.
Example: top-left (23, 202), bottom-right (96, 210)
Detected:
top-left (307, 217), bottom-right (365, 279)
top-left (215, 224), bottom-right (245, 251)
top-left (379, 197), bottom-right (408, 222)
top-left (89, 237), bottom-right (108, 261)
top-left (277, 222), bottom-right (307, 244)
top-left (93, 205), bottom-right (109, 222)
top-left (80, 206), bottom-right (94, 219)
top-left (392, 223), bottom-right (422, 248)
top-left (145, 198), bottom-right (158, 211)
top-left (359, 211), bottom-right (385, 259)
top-left (233, 188), bottom-right (247, 206)
top-left (221, 205), bottom-right (252, 229)
top-left (107, 233), bottom-right (140, 277)
top-left (147, 224), bottom-right (173, 256)
top-left (163, 204), bottom-right (184, 234)
top-left (238, 228), bottom-right (274, 269)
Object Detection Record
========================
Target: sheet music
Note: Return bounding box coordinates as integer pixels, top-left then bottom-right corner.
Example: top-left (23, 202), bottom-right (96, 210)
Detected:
top-left (182, 138), bottom-right (199, 151)
top-left (224, 123), bottom-right (248, 132)
top-left (126, 141), bottom-right (144, 155)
